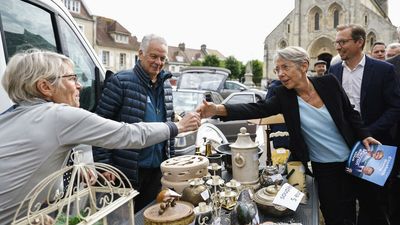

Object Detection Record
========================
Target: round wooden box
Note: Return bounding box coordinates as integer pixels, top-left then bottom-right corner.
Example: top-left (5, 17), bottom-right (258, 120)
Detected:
top-left (143, 201), bottom-right (195, 225)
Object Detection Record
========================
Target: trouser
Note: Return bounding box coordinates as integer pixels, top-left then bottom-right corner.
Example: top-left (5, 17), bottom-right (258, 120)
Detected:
top-left (311, 161), bottom-right (356, 225)
top-left (388, 176), bottom-right (400, 224)
top-left (388, 146), bottom-right (400, 225)
top-left (355, 178), bottom-right (389, 225)
top-left (134, 168), bottom-right (162, 213)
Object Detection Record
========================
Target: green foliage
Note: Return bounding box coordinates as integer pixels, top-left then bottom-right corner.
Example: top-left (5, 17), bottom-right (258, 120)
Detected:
top-left (224, 56), bottom-right (241, 79)
top-left (202, 54), bottom-right (221, 67)
top-left (250, 60), bottom-right (263, 85)
top-left (239, 63), bottom-right (246, 82)
top-left (190, 60), bottom-right (202, 66)
top-left (55, 211), bottom-right (103, 225)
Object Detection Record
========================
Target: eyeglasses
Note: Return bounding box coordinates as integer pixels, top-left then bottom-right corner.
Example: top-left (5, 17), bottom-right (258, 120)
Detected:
top-left (273, 64), bottom-right (294, 75)
top-left (147, 53), bottom-right (167, 63)
top-left (60, 74), bottom-right (79, 84)
top-left (333, 39), bottom-right (354, 47)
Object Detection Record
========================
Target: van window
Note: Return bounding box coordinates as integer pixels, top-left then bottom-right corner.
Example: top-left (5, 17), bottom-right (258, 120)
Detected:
top-left (0, 0), bottom-right (57, 60)
top-left (0, 0), bottom-right (100, 111)
top-left (58, 17), bottom-right (97, 111)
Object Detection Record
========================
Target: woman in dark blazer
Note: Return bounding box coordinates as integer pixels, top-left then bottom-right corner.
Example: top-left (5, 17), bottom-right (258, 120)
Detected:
top-left (196, 46), bottom-right (380, 225)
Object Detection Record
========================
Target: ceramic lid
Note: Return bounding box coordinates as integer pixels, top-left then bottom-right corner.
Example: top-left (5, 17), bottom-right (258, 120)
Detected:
top-left (229, 127), bottom-right (258, 149)
top-left (143, 201), bottom-right (194, 223)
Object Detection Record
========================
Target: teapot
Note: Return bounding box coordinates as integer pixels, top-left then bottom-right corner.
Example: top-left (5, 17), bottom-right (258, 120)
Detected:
top-left (259, 165), bottom-right (283, 187)
top-left (181, 178), bottom-right (209, 207)
top-left (253, 184), bottom-right (292, 217)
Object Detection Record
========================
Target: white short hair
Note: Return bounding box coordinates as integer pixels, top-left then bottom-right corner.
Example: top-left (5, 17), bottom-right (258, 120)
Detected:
top-left (139, 34), bottom-right (167, 54)
top-left (2, 49), bottom-right (73, 103)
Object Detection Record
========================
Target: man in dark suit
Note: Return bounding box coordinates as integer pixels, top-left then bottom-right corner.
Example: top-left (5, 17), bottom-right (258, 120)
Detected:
top-left (386, 44), bottom-right (400, 225)
top-left (329, 24), bottom-right (400, 225)
top-left (387, 50), bottom-right (400, 76)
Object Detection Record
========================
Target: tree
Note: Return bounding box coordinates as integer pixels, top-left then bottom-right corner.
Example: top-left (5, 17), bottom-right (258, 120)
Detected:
top-left (250, 60), bottom-right (263, 85)
top-left (202, 55), bottom-right (220, 67)
top-left (190, 60), bottom-right (202, 66)
top-left (239, 63), bottom-right (246, 83)
top-left (224, 56), bottom-right (241, 79)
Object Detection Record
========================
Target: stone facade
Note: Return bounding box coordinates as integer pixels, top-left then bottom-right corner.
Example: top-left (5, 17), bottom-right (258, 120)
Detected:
top-left (263, 0), bottom-right (398, 80)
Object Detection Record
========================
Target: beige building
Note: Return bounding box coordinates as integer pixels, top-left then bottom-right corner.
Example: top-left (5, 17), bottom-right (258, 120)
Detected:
top-left (61, 0), bottom-right (139, 72)
top-left (94, 16), bottom-right (139, 72)
top-left (264, 0), bottom-right (398, 81)
top-left (166, 43), bottom-right (226, 73)
top-left (61, 0), bottom-right (95, 45)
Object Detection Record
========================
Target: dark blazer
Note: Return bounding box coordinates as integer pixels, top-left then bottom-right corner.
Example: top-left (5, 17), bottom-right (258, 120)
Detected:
top-left (387, 54), bottom-right (400, 78)
top-left (221, 75), bottom-right (370, 167)
top-left (387, 54), bottom-right (400, 147)
top-left (329, 56), bottom-right (400, 145)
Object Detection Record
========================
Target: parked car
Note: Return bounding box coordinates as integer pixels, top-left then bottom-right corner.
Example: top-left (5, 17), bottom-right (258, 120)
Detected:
top-left (173, 89), bottom-right (224, 155)
top-left (178, 66), bottom-right (266, 102)
top-left (178, 66), bottom-right (230, 92)
top-left (203, 92), bottom-right (258, 143)
top-left (173, 69), bottom-right (258, 155)
top-left (172, 89), bottom-right (223, 117)
top-left (221, 80), bottom-right (267, 101)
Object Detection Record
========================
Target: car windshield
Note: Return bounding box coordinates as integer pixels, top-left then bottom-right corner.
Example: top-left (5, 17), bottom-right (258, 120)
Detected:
top-left (178, 72), bottom-right (226, 91)
top-left (172, 91), bottom-right (203, 114)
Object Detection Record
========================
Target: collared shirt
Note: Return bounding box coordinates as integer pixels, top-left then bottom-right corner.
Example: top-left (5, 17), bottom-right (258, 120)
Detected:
top-left (341, 54), bottom-right (366, 112)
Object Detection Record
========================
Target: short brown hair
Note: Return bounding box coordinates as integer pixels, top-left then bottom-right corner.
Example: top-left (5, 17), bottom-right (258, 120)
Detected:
top-left (336, 24), bottom-right (366, 49)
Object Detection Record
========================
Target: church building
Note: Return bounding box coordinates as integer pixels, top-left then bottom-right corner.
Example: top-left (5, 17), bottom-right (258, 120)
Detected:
top-left (263, 0), bottom-right (398, 80)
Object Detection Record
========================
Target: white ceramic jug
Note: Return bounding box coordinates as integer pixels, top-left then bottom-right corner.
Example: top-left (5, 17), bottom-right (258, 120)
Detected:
top-left (230, 127), bottom-right (260, 188)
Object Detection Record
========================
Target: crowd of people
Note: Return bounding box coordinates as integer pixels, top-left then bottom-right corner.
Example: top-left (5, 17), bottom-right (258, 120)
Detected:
top-left (1, 23), bottom-right (400, 225)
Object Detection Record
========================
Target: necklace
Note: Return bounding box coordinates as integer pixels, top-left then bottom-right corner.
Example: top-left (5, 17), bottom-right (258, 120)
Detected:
top-left (300, 84), bottom-right (314, 102)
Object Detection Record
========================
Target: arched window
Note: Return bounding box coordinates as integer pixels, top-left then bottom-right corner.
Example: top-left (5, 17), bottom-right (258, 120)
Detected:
top-left (333, 10), bottom-right (339, 28)
top-left (364, 15), bottom-right (368, 25)
top-left (279, 40), bottom-right (287, 49)
top-left (288, 24), bottom-right (290, 33)
top-left (370, 37), bottom-right (375, 48)
top-left (315, 13), bottom-right (320, 30)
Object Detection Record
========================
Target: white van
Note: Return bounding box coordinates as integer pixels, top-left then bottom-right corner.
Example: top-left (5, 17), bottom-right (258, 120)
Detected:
top-left (0, 0), bottom-right (106, 112)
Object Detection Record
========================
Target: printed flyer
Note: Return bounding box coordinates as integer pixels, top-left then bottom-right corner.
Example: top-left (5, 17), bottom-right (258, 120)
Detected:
top-left (346, 141), bottom-right (396, 186)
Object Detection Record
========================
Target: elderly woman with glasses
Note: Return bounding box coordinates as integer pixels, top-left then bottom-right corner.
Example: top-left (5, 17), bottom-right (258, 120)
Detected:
top-left (196, 46), bottom-right (380, 225)
top-left (0, 49), bottom-right (200, 224)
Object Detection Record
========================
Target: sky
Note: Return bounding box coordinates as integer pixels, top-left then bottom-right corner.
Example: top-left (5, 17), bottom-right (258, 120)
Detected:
top-left (84, 0), bottom-right (400, 63)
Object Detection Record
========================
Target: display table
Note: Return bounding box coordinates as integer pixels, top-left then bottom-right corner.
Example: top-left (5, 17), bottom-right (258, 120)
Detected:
top-left (134, 171), bottom-right (319, 225)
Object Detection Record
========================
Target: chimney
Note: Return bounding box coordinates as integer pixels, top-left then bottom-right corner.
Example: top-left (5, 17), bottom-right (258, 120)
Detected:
top-left (178, 43), bottom-right (185, 51)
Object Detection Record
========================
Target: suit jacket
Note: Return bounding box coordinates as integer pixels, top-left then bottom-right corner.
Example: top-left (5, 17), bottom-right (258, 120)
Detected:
top-left (329, 56), bottom-right (400, 145)
top-left (387, 54), bottom-right (400, 78)
top-left (221, 75), bottom-right (370, 166)
top-left (387, 54), bottom-right (400, 147)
